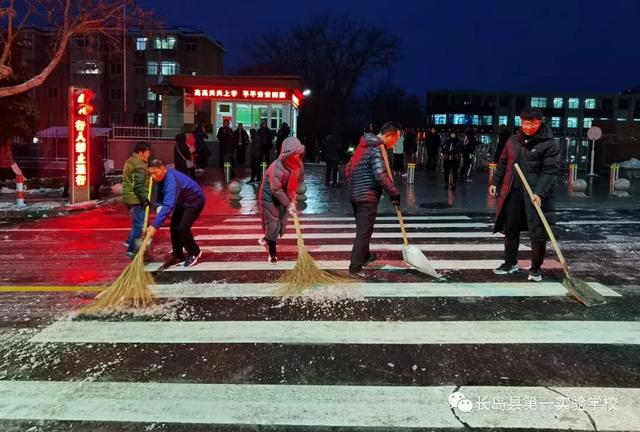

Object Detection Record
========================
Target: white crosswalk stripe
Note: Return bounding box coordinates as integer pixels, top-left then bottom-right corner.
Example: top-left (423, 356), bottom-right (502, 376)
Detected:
top-left (6, 211), bottom-right (636, 431)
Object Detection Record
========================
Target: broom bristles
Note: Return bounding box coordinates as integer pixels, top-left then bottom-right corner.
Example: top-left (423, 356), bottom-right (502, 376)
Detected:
top-left (276, 214), bottom-right (350, 296)
top-left (81, 235), bottom-right (156, 314)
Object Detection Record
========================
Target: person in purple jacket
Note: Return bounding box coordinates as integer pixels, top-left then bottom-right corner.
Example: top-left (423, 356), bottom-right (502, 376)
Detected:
top-left (146, 159), bottom-right (206, 267)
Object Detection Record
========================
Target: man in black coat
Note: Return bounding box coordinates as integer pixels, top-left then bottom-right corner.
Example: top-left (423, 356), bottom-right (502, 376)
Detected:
top-left (489, 107), bottom-right (560, 282)
top-left (425, 128), bottom-right (441, 170)
top-left (216, 120), bottom-right (235, 173)
top-left (346, 121), bottom-right (402, 278)
top-left (324, 125), bottom-right (341, 187)
top-left (461, 130), bottom-right (478, 181)
top-left (258, 120), bottom-right (274, 165)
top-left (441, 132), bottom-right (464, 189)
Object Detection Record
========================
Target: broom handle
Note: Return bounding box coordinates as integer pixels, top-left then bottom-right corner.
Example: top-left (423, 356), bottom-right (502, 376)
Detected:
top-left (142, 177), bottom-right (153, 245)
top-left (513, 163), bottom-right (570, 278)
top-left (292, 210), bottom-right (304, 248)
top-left (379, 144), bottom-right (409, 247)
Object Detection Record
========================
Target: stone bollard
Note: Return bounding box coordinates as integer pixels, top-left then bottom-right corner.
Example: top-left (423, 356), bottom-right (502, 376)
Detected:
top-left (228, 181), bottom-right (242, 201)
top-left (407, 163), bottom-right (416, 184)
top-left (609, 163), bottom-right (620, 195)
top-left (612, 178), bottom-right (631, 198)
top-left (568, 163), bottom-right (578, 191)
top-left (571, 179), bottom-right (587, 197)
top-left (296, 183), bottom-right (307, 202)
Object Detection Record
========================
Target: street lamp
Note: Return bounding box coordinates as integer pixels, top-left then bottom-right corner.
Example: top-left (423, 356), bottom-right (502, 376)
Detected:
top-left (302, 89), bottom-right (311, 97)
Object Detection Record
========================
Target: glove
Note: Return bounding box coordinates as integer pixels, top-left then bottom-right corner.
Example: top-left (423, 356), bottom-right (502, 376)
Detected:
top-left (390, 194), bottom-right (401, 206)
top-left (287, 203), bottom-right (297, 216)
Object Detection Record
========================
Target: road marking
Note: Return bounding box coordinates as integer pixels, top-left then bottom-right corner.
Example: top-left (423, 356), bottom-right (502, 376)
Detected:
top-left (201, 243), bottom-right (526, 253)
top-left (0, 285), bottom-right (103, 293)
top-left (557, 220), bottom-right (640, 225)
top-left (196, 232), bottom-right (504, 240)
top-left (1, 381), bottom-right (638, 429)
top-left (30, 320), bottom-right (640, 345)
top-left (224, 215), bottom-right (473, 222)
top-left (201, 222), bottom-right (491, 230)
top-left (150, 259), bottom-right (562, 272)
top-left (152, 281), bottom-right (620, 298)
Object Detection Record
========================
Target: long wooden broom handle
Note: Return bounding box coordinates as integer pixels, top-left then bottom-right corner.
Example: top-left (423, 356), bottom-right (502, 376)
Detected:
top-left (379, 144), bottom-right (409, 247)
top-left (292, 210), bottom-right (304, 248)
top-left (142, 177), bottom-right (154, 245)
top-left (513, 163), bottom-right (569, 276)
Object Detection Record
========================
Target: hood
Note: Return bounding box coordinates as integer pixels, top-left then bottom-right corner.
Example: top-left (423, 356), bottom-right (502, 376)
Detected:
top-left (279, 137), bottom-right (305, 161)
top-left (363, 132), bottom-right (382, 148)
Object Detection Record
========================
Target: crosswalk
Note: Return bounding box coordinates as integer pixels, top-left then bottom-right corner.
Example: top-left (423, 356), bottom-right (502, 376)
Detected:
top-left (2, 212), bottom-right (639, 431)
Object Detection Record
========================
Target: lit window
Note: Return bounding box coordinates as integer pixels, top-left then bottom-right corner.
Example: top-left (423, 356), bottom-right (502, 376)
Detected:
top-left (567, 117), bottom-right (578, 128)
top-left (432, 114), bottom-right (446, 125)
top-left (148, 89), bottom-right (162, 101)
top-left (498, 115), bottom-right (508, 125)
top-left (452, 114), bottom-right (467, 125)
top-left (154, 36), bottom-right (177, 49)
top-left (551, 117), bottom-right (561, 128)
top-left (530, 97), bottom-right (547, 108)
top-left (160, 61), bottom-right (179, 75)
top-left (147, 61), bottom-right (158, 75)
top-left (634, 118), bottom-right (640, 122)
top-left (584, 98), bottom-right (596, 109)
top-left (471, 115), bottom-right (480, 126)
top-left (481, 115), bottom-right (493, 126)
top-left (568, 98), bottom-right (579, 109)
top-left (583, 117), bottom-right (593, 128)
top-left (514, 116), bottom-right (521, 127)
top-left (135, 37), bottom-right (147, 51)
top-left (553, 97), bottom-right (563, 108)
top-left (72, 60), bottom-right (101, 75)
top-left (617, 118), bottom-right (627, 122)
top-left (147, 113), bottom-right (162, 127)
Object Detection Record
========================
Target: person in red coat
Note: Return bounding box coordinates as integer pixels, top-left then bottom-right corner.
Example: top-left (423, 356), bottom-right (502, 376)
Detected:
top-left (489, 107), bottom-right (560, 282)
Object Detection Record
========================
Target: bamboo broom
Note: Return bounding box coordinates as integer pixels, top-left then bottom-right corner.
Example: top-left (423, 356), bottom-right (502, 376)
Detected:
top-left (82, 179), bottom-right (156, 313)
top-left (276, 211), bottom-right (349, 296)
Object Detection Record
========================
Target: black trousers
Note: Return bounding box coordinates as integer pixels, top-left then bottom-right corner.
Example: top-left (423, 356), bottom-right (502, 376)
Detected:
top-left (236, 145), bottom-right (246, 166)
top-left (250, 156), bottom-right (262, 181)
top-left (461, 154), bottom-right (472, 179)
top-left (260, 148), bottom-right (271, 167)
top-left (349, 202), bottom-right (378, 272)
top-left (170, 202), bottom-right (204, 258)
top-left (325, 160), bottom-right (339, 185)
top-left (503, 191), bottom-right (546, 270)
top-left (443, 158), bottom-right (459, 184)
top-left (426, 150), bottom-right (438, 170)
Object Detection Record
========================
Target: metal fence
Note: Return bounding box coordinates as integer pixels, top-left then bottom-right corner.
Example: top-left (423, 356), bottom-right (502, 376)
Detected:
top-left (110, 125), bottom-right (182, 141)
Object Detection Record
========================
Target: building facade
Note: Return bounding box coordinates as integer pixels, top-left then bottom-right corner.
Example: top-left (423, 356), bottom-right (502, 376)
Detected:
top-left (19, 26), bottom-right (225, 131)
top-left (426, 90), bottom-right (640, 168)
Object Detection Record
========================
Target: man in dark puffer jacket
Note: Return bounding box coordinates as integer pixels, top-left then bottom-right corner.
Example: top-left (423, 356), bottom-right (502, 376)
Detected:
top-left (346, 121), bottom-right (402, 278)
top-left (490, 107), bottom-right (560, 282)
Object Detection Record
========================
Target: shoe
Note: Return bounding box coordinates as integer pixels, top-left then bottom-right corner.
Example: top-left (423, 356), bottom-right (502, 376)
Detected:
top-left (528, 269), bottom-right (542, 282)
top-left (349, 269), bottom-right (367, 279)
top-left (164, 255), bottom-right (185, 268)
top-left (365, 252), bottom-right (377, 266)
top-left (183, 251), bottom-right (203, 267)
top-left (268, 255), bottom-right (277, 264)
top-left (493, 263), bottom-right (520, 275)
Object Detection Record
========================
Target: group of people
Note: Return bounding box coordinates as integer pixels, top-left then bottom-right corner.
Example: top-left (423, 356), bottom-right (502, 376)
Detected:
top-left (423, 129), bottom-right (479, 189)
top-left (122, 106), bottom-right (560, 282)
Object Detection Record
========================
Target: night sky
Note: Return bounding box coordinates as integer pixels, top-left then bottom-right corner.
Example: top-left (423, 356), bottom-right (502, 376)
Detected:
top-left (148, 0), bottom-right (640, 97)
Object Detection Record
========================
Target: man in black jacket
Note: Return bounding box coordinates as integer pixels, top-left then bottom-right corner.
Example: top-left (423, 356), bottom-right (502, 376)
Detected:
top-left (441, 132), bottom-right (464, 189)
top-left (425, 128), bottom-right (441, 170)
top-left (346, 121), bottom-right (402, 278)
top-left (489, 107), bottom-right (560, 282)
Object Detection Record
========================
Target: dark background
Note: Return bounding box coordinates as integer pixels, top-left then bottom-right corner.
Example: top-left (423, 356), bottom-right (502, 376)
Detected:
top-left (148, 0), bottom-right (640, 95)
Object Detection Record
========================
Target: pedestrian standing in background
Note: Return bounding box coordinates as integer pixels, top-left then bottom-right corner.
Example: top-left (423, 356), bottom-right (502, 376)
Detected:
top-left (275, 122), bottom-right (291, 156)
top-left (425, 128), bottom-right (441, 171)
top-left (217, 119), bottom-right (235, 177)
top-left (173, 133), bottom-right (193, 177)
top-left (461, 129), bottom-right (478, 181)
top-left (248, 129), bottom-right (262, 183)
top-left (494, 124), bottom-right (511, 163)
top-left (234, 123), bottom-right (249, 167)
top-left (441, 132), bottom-right (464, 190)
top-left (258, 120), bottom-right (274, 166)
top-left (193, 123), bottom-right (210, 169)
top-left (392, 132), bottom-right (405, 177)
top-left (325, 125), bottom-right (341, 187)
top-left (404, 128), bottom-right (418, 167)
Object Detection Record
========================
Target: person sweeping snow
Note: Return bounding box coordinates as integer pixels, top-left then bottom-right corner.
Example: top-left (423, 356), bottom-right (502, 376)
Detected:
top-left (258, 137), bottom-right (305, 263)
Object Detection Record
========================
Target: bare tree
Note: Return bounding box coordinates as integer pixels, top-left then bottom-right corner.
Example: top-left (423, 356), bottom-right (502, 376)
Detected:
top-left (0, 0), bottom-right (151, 98)
top-left (243, 16), bottom-right (400, 146)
